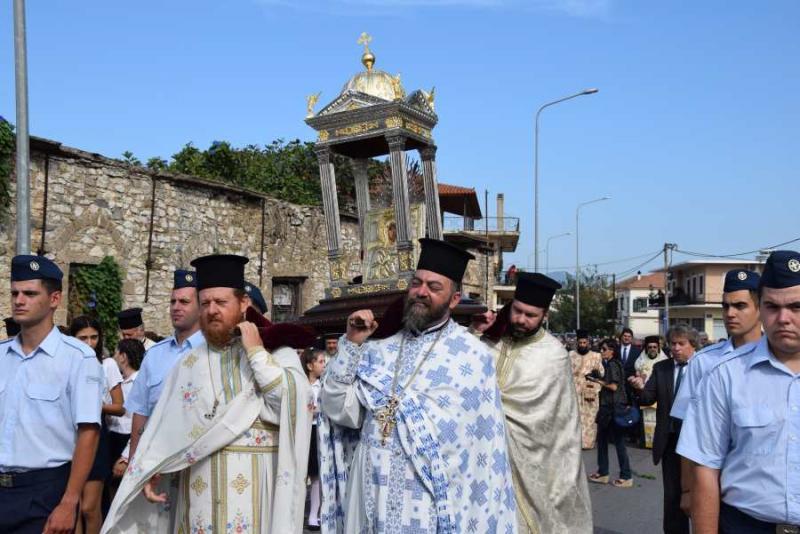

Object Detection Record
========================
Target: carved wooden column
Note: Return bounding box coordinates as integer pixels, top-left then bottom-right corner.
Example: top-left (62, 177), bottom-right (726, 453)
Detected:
top-left (386, 135), bottom-right (414, 273)
top-left (350, 158), bottom-right (371, 253)
top-left (419, 145), bottom-right (443, 239)
top-left (315, 146), bottom-right (346, 285)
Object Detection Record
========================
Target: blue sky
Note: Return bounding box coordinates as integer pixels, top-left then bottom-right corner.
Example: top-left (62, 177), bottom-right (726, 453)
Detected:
top-left (1, 0), bottom-right (798, 278)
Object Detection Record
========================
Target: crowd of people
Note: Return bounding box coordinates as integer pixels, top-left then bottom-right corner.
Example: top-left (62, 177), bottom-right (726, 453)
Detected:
top-left (0, 243), bottom-right (798, 534)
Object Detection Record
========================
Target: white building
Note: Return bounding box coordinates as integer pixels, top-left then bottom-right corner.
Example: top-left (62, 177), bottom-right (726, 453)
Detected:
top-left (615, 272), bottom-right (665, 337)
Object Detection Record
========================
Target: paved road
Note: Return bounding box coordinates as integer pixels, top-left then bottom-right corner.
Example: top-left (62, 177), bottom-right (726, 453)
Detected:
top-left (304, 445), bottom-right (664, 533)
top-left (585, 445), bottom-right (664, 533)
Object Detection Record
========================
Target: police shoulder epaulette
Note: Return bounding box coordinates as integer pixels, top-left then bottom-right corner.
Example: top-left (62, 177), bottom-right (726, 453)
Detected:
top-left (62, 335), bottom-right (98, 358)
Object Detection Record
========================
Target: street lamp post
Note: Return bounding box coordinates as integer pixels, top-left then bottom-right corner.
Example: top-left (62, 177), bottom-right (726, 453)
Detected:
top-left (576, 196), bottom-right (610, 330)
top-left (534, 88), bottom-right (598, 272)
top-left (545, 232), bottom-right (571, 274)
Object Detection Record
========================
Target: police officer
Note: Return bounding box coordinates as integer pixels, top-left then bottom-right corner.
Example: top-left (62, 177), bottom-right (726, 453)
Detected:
top-left (0, 255), bottom-right (103, 534)
top-left (671, 269), bottom-right (763, 515)
top-left (117, 307), bottom-right (156, 350)
top-left (124, 269), bottom-right (203, 461)
top-left (672, 269), bottom-right (763, 422)
top-left (244, 281), bottom-right (268, 315)
top-left (678, 250), bottom-right (800, 533)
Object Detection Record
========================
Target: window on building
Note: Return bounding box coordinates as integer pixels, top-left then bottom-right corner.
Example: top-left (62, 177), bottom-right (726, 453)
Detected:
top-left (633, 297), bottom-right (649, 313)
top-left (698, 274), bottom-right (704, 296)
top-left (271, 277), bottom-right (306, 322)
top-left (691, 318), bottom-right (705, 332)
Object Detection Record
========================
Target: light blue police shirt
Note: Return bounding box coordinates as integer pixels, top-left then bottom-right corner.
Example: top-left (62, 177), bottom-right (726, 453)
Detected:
top-left (671, 338), bottom-right (758, 420)
top-left (677, 336), bottom-right (800, 524)
top-left (125, 329), bottom-right (204, 417)
top-left (0, 327), bottom-right (103, 471)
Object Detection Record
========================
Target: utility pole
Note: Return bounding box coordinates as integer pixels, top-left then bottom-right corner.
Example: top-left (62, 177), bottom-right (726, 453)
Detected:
top-left (13, 0), bottom-right (31, 254)
top-left (663, 243), bottom-right (677, 335)
top-left (484, 189), bottom-right (489, 305)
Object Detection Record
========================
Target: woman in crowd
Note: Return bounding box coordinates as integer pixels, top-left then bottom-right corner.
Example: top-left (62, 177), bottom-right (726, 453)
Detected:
top-left (107, 338), bottom-right (145, 496)
top-left (302, 347), bottom-right (326, 531)
top-left (69, 315), bottom-right (125, 534)
top-left (588, 338), bottom-right (633, 488)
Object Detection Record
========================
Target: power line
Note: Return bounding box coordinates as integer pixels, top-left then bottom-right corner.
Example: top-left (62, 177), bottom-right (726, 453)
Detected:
top-left (612, 250), bottom-right (665, 279)
top-left (526, 250), bottom-right (662, 273)
top-left (675, 236), bottom-right (800, 259)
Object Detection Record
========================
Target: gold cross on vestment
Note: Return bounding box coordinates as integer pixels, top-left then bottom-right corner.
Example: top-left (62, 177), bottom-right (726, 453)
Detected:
top-left (376, 396), bottom-right (400, 445)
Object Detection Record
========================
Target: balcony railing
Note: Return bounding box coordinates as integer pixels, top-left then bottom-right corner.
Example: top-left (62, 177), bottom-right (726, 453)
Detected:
top-left (443, 216), bottom-right (520, 233)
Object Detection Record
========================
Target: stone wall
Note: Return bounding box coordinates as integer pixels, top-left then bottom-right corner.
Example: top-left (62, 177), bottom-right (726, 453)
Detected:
top-left (0, 138), bottom-right (359, 334)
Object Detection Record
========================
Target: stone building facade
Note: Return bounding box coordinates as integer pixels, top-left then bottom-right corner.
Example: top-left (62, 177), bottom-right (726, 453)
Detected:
top-left (0, 137), bottom-right (359, 334)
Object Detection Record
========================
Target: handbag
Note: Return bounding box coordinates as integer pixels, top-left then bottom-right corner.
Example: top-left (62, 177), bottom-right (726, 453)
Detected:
top-left (613, 404), bottom-right (641, 428)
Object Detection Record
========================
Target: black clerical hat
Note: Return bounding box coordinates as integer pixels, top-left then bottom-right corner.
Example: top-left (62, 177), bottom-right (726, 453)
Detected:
top-left (644, 335), bottom-right (660, 346)
top-left (576, 329), bottom-right (589, 340)
top-left (514, 272), bottom-right (562, 309)
top-left (117, 308), bottom-right (144, 329)
top-left (416, 238), bottom-right (475, 283)
top-left (190, 254), bottom-right (249, 291)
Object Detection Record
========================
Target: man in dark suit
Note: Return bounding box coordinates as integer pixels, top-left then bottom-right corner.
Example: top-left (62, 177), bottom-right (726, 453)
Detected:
top-left (629, 324), bottom-right (699, 534)
top-left (616, 328), bottom-right (642, 443)
top-left (616, 327), bottom-right (641, 379)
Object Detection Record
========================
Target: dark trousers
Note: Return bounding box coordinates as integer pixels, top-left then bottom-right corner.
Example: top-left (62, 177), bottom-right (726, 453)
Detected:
top-left (720, 502), bottom-right (779, 534)
top-left (0, 463), bottom-right (72, 534)
top-left (661, 434), bottom-right (690, 534)
top-left (597, 419), bottom-right (632, 479)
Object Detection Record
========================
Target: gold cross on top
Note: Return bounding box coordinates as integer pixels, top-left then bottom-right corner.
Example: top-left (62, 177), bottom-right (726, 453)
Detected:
top-left (357, 32), bottom-right (373, 51)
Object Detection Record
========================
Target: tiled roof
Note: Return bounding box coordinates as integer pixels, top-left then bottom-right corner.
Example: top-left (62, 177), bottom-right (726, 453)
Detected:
top-left (617, 272), bottom-right (665, 290)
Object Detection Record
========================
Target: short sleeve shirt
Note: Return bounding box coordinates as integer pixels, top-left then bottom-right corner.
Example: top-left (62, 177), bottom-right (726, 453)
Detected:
top-left (677, 337), bottom-right (800, 524)
top-left (125, 330), bottom-right (205, 417)
top-left (0, 327), bottom-right (103, 471)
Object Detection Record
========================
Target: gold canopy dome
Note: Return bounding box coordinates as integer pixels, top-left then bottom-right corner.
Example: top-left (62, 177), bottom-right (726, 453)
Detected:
top-left (340, 32), bottom-right (406, 102)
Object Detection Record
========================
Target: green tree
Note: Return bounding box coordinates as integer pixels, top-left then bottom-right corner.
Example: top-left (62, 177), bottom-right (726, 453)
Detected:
top-left (549, 270), bottom-right (615, 336)
top-left (0, 117), bottom-right (14, 220)
top-left (121, 150), bottom-right (141, 166)
top-left (72, 256), bottom-right (124, 349)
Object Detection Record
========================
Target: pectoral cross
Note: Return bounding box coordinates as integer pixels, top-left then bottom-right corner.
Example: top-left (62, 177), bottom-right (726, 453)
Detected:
top-left (376, 396), bottom-right (400, 445)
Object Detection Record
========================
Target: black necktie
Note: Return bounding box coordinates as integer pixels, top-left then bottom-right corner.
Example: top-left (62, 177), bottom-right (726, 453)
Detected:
top-left (674, 364), bottom-right (686, 398)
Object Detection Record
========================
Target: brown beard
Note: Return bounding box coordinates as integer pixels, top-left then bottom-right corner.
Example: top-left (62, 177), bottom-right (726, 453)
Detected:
top-left (201, 315), bottom-right (238, 348)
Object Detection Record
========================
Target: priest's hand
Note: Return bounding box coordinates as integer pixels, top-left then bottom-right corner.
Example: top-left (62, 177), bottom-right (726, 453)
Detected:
top-left (347, 310), bottom-right (378, 345)
top-left (143, 473), bottom-right (169, 503)
top-left (238, 321), bottom-right (264, 352)
top-left (470, 310), bottom-right (496, 333)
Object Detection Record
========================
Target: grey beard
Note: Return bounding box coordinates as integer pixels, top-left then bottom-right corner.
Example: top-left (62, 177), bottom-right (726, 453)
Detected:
top-left (403, 298), bottom-right (449, 334)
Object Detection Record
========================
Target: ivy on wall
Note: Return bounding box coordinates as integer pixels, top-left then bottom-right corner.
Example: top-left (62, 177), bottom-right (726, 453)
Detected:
top-left (72, 256), bottom-right (124, 349)
top-left (0, 118), bottom-right (14, 220)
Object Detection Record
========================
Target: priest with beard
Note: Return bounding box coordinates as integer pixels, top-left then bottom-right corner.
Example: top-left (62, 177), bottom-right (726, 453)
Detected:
top-left (570, 329), bottom-right (605, 449)
top-left (102, 254), bottom-right (311, 533)
top-left (319, 238), bottom-right (517, 534)
top-left (475, 272), bottom-right (592, 534)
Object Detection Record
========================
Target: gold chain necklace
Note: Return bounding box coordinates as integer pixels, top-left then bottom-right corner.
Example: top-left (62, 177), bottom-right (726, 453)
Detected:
top-left (375, 323), bottom-right (446, 445)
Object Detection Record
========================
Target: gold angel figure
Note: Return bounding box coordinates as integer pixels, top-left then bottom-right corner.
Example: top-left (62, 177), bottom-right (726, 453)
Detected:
top-left (426, 86), bottom-right (436, 110)
top-left (391, 74), bottom-right (405, 101)
top-left (306, 92), bottom-right (321, 118)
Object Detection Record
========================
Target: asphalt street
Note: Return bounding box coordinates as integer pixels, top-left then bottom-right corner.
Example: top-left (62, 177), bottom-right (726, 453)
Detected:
top-left (585, 445), bottom-right (664, 533)
top-left (303, 445), bottom-right (664, 533)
